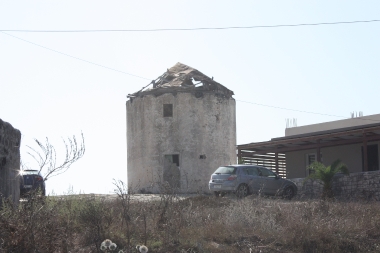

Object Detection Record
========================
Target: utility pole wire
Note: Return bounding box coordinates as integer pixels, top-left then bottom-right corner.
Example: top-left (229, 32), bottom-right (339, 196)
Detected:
top-left (2, 32), bottom-right (380, 123)
top-left (236, 100), bottom-right (380, 122)
top-left (0, 31), bottom-right (151, 80)
top-left (1, 19), bottom-right (380, 33)
top-left (236, 99), bottom-right (346, 118)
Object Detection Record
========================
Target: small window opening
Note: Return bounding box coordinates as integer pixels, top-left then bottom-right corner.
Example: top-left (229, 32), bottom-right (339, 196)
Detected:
top-left (165, 154), bottom-right (179, 166)
top-left (163, 104), bottom-right (173, 117)
top-left (0, 157), bottom-right (6, 167)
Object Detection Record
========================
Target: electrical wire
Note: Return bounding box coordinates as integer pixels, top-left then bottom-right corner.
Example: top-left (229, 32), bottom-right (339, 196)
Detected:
top-left (236, 99), bottom-right (345, 118)
top-left (0, 32), bottom-right (151, 81)
top-left (236, 100), bottom-right (380, 122)
top-left (1, 19), bottom-right (380, 32)
top-left (1, 31), bottom-right (380, 123)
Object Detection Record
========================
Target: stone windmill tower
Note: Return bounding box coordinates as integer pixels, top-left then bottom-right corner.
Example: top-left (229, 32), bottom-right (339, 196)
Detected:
top-left (126, 63), bottom-right (236, 193)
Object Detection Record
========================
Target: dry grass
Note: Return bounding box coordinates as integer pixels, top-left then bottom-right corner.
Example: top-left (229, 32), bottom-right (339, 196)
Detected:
top-left (1, 189), bottom-right (380, 253)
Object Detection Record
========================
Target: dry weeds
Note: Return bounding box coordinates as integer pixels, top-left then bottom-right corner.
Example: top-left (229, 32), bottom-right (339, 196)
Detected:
top-left (1, 189), bottom-right (380, 253)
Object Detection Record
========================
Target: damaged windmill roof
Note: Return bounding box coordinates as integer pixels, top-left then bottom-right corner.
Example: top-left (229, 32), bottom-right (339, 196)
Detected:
top-left (127, 62), bottom-right (234, 99)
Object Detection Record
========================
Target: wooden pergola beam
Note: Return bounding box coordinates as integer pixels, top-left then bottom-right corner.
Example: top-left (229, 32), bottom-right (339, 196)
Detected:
top-left (238, 125), bottom-right (380, 150)
top-left (238, 135), bottom-right (380, 155)
top-left (240, 155), bottom-right (286, 162)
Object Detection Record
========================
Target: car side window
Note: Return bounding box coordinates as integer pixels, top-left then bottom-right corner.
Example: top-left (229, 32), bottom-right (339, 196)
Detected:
top-left (239, 168), bottom-right (248, 175)
top-left (247, 167), bottom-right (259, 176)
top-left (259, 167), bottom-right (276, 178)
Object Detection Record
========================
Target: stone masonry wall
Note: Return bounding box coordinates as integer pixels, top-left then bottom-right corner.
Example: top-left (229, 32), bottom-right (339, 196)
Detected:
top-left (291, 170), bottom-right (380, 200)
top-left (127, 91), bottom-right (236, 193)
top-left (0, 118), bottom-right (21, 206)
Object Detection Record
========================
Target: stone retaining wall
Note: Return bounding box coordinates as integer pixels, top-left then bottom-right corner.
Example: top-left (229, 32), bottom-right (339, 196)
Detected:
top-left (290, 170), bottom-right (380, 200)
top-left (0, 118), bottom-right (21, 206)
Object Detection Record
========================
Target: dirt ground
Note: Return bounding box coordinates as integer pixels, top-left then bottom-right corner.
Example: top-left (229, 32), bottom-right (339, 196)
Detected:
top-left (51, 193), bottom-right (203, 202)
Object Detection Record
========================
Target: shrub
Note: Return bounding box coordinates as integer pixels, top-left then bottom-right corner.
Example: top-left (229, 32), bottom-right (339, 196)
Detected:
top-left (1, 183), bottom-right (380, 252)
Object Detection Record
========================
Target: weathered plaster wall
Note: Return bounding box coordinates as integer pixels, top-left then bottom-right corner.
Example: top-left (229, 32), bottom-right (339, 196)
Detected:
top-left (127, 91), bottom-right (236, 193)
top-left (286, 141), bottom-right (380, 178)
top-left (0, 118), bottom-right (21, 205)
top-left (291, 170), bottom-right (380, 200)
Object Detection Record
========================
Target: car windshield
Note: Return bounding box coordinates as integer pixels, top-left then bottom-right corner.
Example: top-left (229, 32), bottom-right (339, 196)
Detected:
top-left (214, 166), bottom-right (236, 174)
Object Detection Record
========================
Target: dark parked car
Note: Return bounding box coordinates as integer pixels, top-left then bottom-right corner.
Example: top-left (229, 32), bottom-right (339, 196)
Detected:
top-left (20, 170), bottom-right (46, 196)
top-left (209, 165), bottom-right (297, 199)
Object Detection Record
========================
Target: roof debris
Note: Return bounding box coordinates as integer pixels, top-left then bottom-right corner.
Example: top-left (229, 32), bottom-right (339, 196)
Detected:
top-left (127, 62), bottom-right (234, 99)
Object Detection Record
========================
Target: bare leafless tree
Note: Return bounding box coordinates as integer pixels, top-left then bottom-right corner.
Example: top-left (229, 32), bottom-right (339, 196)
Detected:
top-left (25, 133), bottom-right (85, 181)
top-left (113, 179), bottom-right (132, 249)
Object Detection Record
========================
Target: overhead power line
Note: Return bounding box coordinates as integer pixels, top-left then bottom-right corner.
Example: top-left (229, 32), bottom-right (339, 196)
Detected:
top-left (236, 100), bottom-right (380, 122)
top-left (1, 19), bottom-right (380, 33)
top-left (236, 99), bottom-right (345, 118)
top-left (0, 32), bottom-right (151, 81)
top-left (1, 31), bottom-right (380, 123)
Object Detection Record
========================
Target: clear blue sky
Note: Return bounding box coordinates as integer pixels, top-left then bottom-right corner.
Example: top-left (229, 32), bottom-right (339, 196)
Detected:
top-left (1, 1), bottom-right (380, 194)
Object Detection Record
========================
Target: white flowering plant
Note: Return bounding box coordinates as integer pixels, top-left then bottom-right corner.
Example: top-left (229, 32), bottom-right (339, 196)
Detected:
top-left (100, 239), bottom-right (123, 253)
top-left (136, 245), bottom-right (149, 253)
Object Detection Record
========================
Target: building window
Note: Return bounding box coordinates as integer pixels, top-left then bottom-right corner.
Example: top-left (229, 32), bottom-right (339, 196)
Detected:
top-left (163, 104), bottom-right (173, 117)
top-left (306, 153), bottom-right (316, 176)
top-left (361, 144), bottom-right (379, 171)
top-left (165, 154), bottom-right (179, 166)
top-left (307, 153), bottom-right (316, 165)
top-left (0, 157), bottom-right (6, 167)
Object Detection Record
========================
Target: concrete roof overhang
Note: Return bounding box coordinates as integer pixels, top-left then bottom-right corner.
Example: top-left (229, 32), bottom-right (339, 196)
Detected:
top-left (238, 122), bottom-right (380, 155)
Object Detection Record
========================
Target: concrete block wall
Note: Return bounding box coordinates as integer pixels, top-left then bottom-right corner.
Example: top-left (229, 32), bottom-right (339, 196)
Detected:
top-left (0, 118), bottom-right (21, 206)
top-left (290, 170), bottom-right (380, 200)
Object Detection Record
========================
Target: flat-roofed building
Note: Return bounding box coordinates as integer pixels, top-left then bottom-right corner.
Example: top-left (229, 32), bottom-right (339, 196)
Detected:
top-left (238, 114), bottom-right (380, 178)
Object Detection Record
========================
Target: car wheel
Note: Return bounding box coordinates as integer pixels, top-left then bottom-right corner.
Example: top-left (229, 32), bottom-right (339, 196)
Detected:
top-left (214, 191), bottom-right (221, 197)
top-left (283, 186), bottom-right (295, 200)
top-left (236, 184), bottom-right (248, 198)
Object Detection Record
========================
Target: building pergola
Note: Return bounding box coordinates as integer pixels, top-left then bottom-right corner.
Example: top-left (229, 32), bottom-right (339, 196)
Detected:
top-left (237, 123), bottom-right (380, 178)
